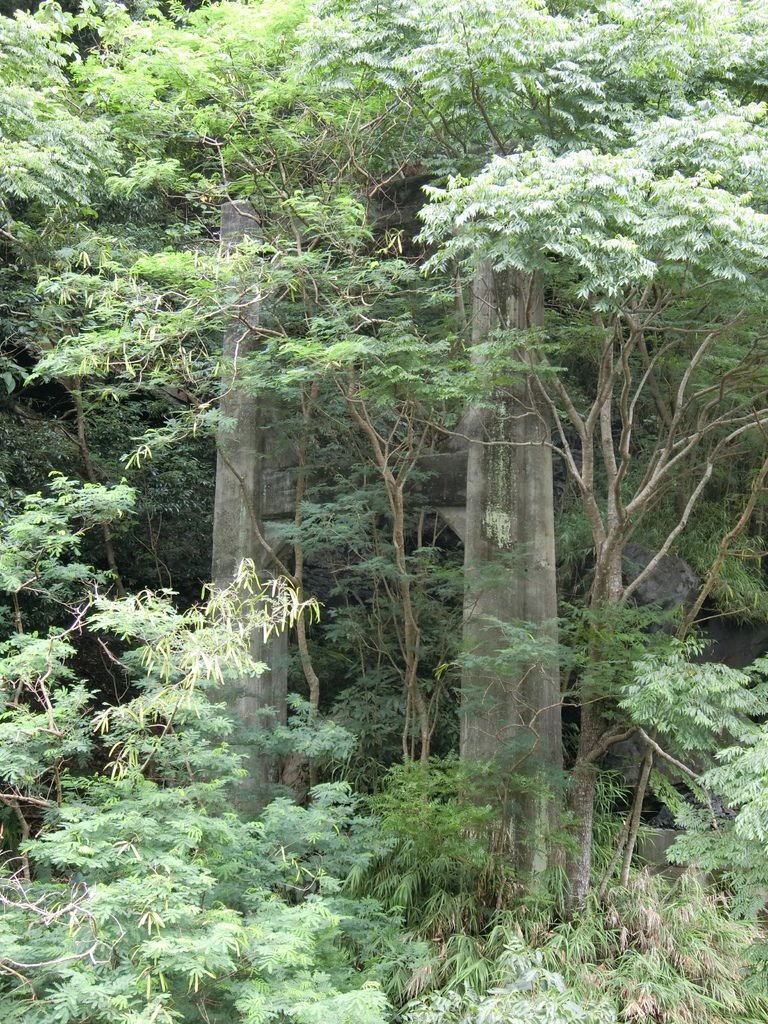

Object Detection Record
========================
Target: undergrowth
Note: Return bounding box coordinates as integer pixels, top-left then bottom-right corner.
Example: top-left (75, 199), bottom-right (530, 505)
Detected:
top-left (536, 873), bottom-right (768, 1024)
top-left (355, 760), bottom-right (768, 1024)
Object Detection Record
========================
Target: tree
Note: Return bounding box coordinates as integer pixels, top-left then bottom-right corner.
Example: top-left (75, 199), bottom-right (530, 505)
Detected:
top-left (4, 1), bottom-right (768, 1020)
top-left (421, 130), bottom-right (768, 908)
top-left (307, 0), bottom-right (768, 905)
top-left (5, 0), bottom-right (768, 945)
top-left (0, 482), bottom-right (389, 1024)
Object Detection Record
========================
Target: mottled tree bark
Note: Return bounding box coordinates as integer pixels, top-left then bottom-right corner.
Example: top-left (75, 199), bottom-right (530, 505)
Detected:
top-left (212, 200), bottom-right (287, 816)
top-left (461, 264), bottom-right (562, 877)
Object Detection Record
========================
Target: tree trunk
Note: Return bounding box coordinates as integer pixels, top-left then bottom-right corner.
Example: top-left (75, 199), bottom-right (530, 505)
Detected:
top-left (212, 200), bottom-right (287, 816)
top-left (565, 542), bottom-right (624, 912)
top-left (461, 263), bottom-right (562, 877)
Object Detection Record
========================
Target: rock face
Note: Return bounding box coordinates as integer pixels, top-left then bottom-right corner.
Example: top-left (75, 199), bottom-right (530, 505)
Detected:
top-left (622, 542), bottom-right (700, 614)
top-left (622, 541), bottom-right (768, 667)
top-left (701, 618), bottom-right (768, 669)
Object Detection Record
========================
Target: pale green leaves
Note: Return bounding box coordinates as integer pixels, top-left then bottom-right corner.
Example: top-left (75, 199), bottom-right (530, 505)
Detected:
top-left (8, 776), bottom-right (390, 1024)
top-left (691, 658), bottom-right (768, 845)
top-left (621, 640), bottom-right (768, 755)
top-left (0, 9), bottom-right (114, 213)
top-left (303, 0), bottom-right (742, 166)
top-left (403, 941), bottom-right (616, 1024)
top-left (632, 97), bottom-right (768, 199)
top-left (421, 147), bottom-right (768, 306)
top-left (76, 0), bottom-right (308, 189)
top-left (0, 472), bottom-right (385, 1024)
top-left (0, 475), bottom-right (135, 597)
top-left (620, 644), bottom-right (768, 895)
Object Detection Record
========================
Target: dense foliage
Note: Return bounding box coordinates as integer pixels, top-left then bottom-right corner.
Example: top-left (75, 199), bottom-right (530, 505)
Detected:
top-left (2, 1), bottom-right (768, 1021)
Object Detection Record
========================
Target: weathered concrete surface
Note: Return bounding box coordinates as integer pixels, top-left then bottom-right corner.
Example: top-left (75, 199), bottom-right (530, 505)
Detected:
top-left (212, 200), bottom-right (287, 815)
top-left (458, 265), bottom-right (562, 877)
top-left (260, 453), bottom-right (468, 521)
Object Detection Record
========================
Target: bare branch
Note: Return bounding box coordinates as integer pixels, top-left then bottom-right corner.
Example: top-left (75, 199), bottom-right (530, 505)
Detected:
top-left (623, 464), bottom-right (713, 604)
top-left (580, 726), bottom-right (639, 766)
top-left (636, 728), bottom-right (700, 782)
top-left (680, 445), bottom-right (768, 635)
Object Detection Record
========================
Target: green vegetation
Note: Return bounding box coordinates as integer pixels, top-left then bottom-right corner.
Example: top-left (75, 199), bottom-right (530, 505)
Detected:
top-left (2, 1), bottom-right (768, 1021)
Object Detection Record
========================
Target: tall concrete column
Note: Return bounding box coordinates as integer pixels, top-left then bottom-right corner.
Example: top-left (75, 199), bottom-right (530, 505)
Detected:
top-left (212, 200), bottom-right (288, 815)
top-left (460, 265), bottom-right (562, 876)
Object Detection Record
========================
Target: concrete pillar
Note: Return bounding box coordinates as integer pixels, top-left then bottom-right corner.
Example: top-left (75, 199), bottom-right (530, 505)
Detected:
top-left (460, 265), bottom-right (562, 876)
top-left (212, 200), bottom-right (288, 815)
